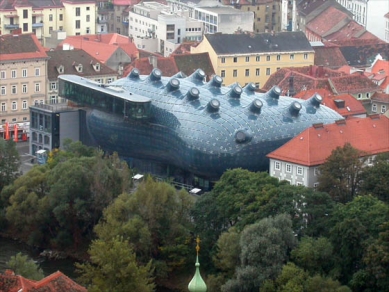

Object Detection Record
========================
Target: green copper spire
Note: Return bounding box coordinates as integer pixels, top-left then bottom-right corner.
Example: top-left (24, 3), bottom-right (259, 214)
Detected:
top-left (188, 237), bottom-right (207, 292)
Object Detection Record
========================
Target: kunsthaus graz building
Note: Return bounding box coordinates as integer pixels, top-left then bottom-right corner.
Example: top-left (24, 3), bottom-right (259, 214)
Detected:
top-left (58, 68), bottom-right (342, 190)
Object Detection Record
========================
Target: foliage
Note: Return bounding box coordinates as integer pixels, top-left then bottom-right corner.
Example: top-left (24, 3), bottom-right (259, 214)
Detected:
top-left (329, 196), bottom-right (389, 285)
top-left (76, 236), bottom-right (154, 292)
top-left (318, 143), bottom-right (366, 203)
top-left (360, 154), bottom-right (389, 202)
top-left (0, 139), bottom-right (20, 193)
top-left (262, 263), bottom-right (351, 292)
top-left (222, 214), bottom-right (297, 292)
top-left (291, 236), bottom-right (334, 276)
top-left (94, 177), bottom-right (195, 289)
top-left (6, 252), bottom-right (44, 280)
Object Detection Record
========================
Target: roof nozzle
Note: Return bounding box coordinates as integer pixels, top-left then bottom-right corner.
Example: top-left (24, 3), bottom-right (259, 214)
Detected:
top-left (250, 99), bottom-right (263, 114)
top-left (128, 68), bottom-right (140, 79)
top-left (207, 75), bottom-right (223, 88)
top-left (229, 85), bottom-right (242, 98)
top-left (289, 101), bottom-right (302, 117)
top-left (207, 99), bottom-right (220, 112)
top-left (166, 78), bottom-right (180, 91)
top-left (149, 68), bottom-right (162, 81)
top-left (187, 87), bottom-right (200, 100)
top-left (308, 93), bottom-right (322, 108)
top-left (266, 85), bottom-right (281, 99)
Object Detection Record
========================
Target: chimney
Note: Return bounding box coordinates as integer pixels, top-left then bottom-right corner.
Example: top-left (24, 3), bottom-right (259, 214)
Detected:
top-left (288, 75), bottom-right (296, 97)
top-left (148, 55), bottom-right (157, 68)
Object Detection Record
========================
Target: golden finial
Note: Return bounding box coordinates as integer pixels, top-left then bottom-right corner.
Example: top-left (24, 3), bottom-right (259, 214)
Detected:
top-left (196, 236), bottom-right (201, 256)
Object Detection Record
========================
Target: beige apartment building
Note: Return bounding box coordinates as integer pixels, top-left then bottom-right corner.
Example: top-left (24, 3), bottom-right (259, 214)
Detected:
top-left (0, 33), bottom-right (48, 139)
top-left (0, 0), bottom-right (95, 45)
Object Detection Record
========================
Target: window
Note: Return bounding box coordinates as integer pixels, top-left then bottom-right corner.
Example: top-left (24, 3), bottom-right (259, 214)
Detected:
top-left (382, 105), bottom-right (387, 113)
top-left (86, 27), bottom-right (90, 34)
top-left (35, 68), bottom-right (40, 76)
top-left (304, 53), bottom-right (308, 59)
top-left (23, 9), bottom-right (28, 18)
top-left (76, 20), bottom-right (80, 29)
top-left (35, 83), bottom-right (40, 92)
top-left (49, 27), bottom-right (53, 33)
top-left (50, 95), bottom-right (57, 104)
top-left (86, 15), bottom-right (90, 22)
top-left (245, 56), bottom-right (250, 62)
top-left (221, 70), bottom-right (225, 77)
top-left (372, 103), bottom-right (377, 112)
top-left (23, 117), bottom-right (27, 121)
top-left (233, 57), bottom-right (237, 63)
top-left (23, 23), bottom-right (28, 32)
top-left (286, 164), bottom-right (292, 173)
top-left (50, 82), bottom-right (56, 90)
top-left (233, 70), bottom-right (237, 77)
top-left (0, 71), bottom-right (5, 79)
top-left (11, 85), bottom-right (17, 94)
top-left (221, 57), bottom-right (225, 63)
top-left (86, 6), bottom-right (90, 10)
top-left (313, 182), bottom-right (319, 190)
top-left (12, 101), bottom-right (17, 110)
top-left (357, 93), bottom-right (362, 99)
top-left (106, 78), bottom-right (113, 83)
top-left (297, 182), bottom-right (303, 186)
top-left (22, 100), bottom-right (27, 109)
top-left (277, 54), bottom-right (281, 61)
top-left (256, 68), bottom-right (260, 76)
top-left (366, 93), bottom-right (370, 98)
top-left (297, 167), bottom-right (303, 175)
top-left (116, 28), bottom-right (120, 34)
top-left (76, 7), bottom-right (80, 16)
top-left (256, 56), bottom-right (260, 61)
top-left (22, 69), bottom-right (27, 77)
top-left (290, 54), bottom-right (295, 60)
top-left (314, 167), bottom-right (320, 176)
top-left (117, 16), bottom-right (120, 22)
top-left (245, 69), bottom-right (249, 76)
top-left (11, 70), bottom-right (16, 78)
top-left (59, 14), bottom-right (63, 21)
top-left (266, 55), bottom-right (270, 61)
top-left (275, 161), bottom-right (280, 170)
top-left (266, 68), bottom-right (271, 75)
top-left (22, 84), bottom-right (27, 93)
top-left (1, 103), bottom-right (6, 112)
top-left (1, 86), bottom-right (5, 95)
top-left (49, 14), bottom-right (53, 21)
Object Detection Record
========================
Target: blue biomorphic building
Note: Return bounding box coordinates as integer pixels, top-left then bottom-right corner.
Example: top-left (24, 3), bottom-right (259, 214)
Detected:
top-left (58, 69), bottom-right (342, 189)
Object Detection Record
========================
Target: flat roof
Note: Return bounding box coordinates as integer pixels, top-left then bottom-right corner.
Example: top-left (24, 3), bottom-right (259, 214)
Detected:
top-left (59, 75), bottom-right (151, 103)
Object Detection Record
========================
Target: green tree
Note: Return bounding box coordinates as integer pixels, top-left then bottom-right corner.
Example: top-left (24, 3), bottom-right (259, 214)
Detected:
top-left (318, 143), bottom-right (366, 203)
top-left (222, 214), bottom-right (297, 292)
top-left (291, 236), bottom-right (334, 276)
top-left (94, 177), bottom-right (195, 289)
top-left (360, 154), bottom-right (389, 202)
top-left (6, 252), bottom-right (44, 280)
top-left (0, 139), bottom-right (20, 193)
top-left (76, 236), bottom-right (154, 292)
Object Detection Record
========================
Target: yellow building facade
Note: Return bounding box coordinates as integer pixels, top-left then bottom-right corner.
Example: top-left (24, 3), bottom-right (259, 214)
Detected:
top-left (191, 32), bottom-right (314, 88)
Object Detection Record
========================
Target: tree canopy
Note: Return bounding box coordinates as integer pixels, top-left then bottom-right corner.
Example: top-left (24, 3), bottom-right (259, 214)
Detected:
top-left (6, 252), bottom-right (44, 281)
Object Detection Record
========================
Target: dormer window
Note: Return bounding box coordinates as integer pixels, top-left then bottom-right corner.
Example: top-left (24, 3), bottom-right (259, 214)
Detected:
top-left (76, 64), bottom-right (83, 73)
top-left (93, 62), bottom-right (100, 72)
top-left (57, 65), bottom-right (64, 74)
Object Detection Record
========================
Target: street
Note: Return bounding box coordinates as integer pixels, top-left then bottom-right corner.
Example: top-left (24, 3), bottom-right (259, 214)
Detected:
top-left (16, 141), bottom-right (35, 175)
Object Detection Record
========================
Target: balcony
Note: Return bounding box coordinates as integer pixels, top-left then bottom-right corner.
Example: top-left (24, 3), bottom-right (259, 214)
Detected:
top-left (32, 22), bottom-right (44, 28)
top-left (97, 18), bottom-right (108, 24)
top-left (122, 20), bottom-right (129, 27)
top-left (4, 24), bottom-right (19, 30)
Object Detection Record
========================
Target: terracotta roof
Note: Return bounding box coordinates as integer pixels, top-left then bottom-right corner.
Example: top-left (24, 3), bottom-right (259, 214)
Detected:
top-left (306, 6), bottom-right (350, 38)
top-left (173, 52), bottom-right (215, 78)
top-left (327, 38), bottom-right (386, 47)
top-left (371, 59), bottom-right (389, 91)
top-left (294, 89), bottom-right (366, 118)
top-left (267, 115), bottom-right (389, 166)
top-left (262, 65), bottom-right (343, 93)
top-left (0, 270), bottom-right (87, 292)
top-left (297, 0), bottom-right (334, 17)
top-left (47, 49), bottom-right (117, 80)
top-left (313, 46), bottom-right (348, 69)
top-left (220, 0), bottom-right (272, 5)
top-left (172, 41), bottom-right (199, 55)
top-left (371, 92), bottom-right (389, 103)
top-left (325, 20), bottom-right (380, 42)
top-left (58, 33), bottom-right (138, 64)
top-left (330, 73), bottom-right (379, 94)
top-left (0, 33), bottom-right (48, 61)
top-left (124, 56), bottom-right (178, 76)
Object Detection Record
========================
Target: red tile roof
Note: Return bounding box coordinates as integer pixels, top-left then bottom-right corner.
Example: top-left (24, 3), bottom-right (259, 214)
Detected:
top-left (327, 38), bottom-right (386, 47)
top-left (124, 56), bottom-right (178, 76)
top-left (0, 270), bottom-right (87, 292)
top-left (330, 73), bottom-right (379, 94)
top-left (306, 6), bottom-right (350, 37)
top-left (172, 41), bottom-right (199, 55)
top-left (313, 47), bottom-right (348, 69)
top-left (0, 33), bottom-right (48, 61)
top-left (58, 33), bottom-right (138, 64)
top-left (295, 89), bottom-right (366, 118)
top-left (267, 115), bottom-right (389, 166)
top-left (371, 92), bottom-right (389, 103)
